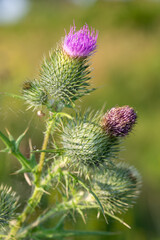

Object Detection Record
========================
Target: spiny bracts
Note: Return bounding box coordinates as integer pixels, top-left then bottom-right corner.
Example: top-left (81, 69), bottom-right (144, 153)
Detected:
top-left (92, 163), bottom-right (141, 215)
top-left (61, 110), bottom-right (119, 175)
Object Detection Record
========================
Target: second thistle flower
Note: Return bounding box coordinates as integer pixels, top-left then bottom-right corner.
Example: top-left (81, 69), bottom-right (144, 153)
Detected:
top-left (102, 106), bottom-right (137, 137)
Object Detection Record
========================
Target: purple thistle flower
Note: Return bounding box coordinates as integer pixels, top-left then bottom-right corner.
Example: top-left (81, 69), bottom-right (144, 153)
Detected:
top-left (102, 106), bottom-right (137, 137)
top-left (63, 24), bottom-right (98, 58)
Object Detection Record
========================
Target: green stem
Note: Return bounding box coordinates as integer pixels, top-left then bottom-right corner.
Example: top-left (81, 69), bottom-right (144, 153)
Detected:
top-left (5, 114), bottom-right (56, 239)
top-left (36, 114), bottom-right (56, 185)
top-left (5, 187), bottom-right (43, 240)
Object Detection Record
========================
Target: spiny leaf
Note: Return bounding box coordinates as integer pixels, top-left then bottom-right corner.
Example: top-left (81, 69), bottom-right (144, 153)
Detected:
top-left (0, 130), bottom-right (37, 172)
top-left (5, 128), bottom-right (14, 142)
top-left (0, 131), bottom-right (12, 149)
top-left (15, 128), bottom-right (29, 150)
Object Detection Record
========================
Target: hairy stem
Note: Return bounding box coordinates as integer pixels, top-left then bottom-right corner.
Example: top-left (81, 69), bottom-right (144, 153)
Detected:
top-left (5, 114), bottom-right (56, 239)
top-left (36, 114), bottom-right (56, 185)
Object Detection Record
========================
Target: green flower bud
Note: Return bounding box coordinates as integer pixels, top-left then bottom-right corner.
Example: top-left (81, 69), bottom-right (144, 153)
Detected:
top-left (39, 49), bottom-right (94, 110)
top-left (0, 185), bottom-right (19, 228)
top-left (22, 48), bottom-right (94, 111)
top-left (61, 110), bottom-right (119, 175)
top-left (22, 80), bottom-right (48, 110)
top-left (92, 163), bottom-right (141, 215)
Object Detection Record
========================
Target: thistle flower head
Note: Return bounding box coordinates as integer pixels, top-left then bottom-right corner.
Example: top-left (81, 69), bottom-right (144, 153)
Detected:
top-left (63, 24), bottom-right (98, 58)
top-left (22, 24), bottom-right (96, 111)
top-left (102, 106), bottom-right (137, 137)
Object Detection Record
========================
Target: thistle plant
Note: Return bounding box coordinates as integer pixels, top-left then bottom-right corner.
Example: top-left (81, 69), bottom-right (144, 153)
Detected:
top-left (0, 24), bottom-right (141, 239)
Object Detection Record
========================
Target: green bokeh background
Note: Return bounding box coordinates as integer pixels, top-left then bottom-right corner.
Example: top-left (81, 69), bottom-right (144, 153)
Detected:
top-left (0, 0), bottom-right (160, 239)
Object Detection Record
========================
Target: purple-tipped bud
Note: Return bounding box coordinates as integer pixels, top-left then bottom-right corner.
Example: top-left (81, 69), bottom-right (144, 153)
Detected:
top-left (63, 24), bottom-right (98, 58)
top-left (102, 106), bottom-right (137, 137)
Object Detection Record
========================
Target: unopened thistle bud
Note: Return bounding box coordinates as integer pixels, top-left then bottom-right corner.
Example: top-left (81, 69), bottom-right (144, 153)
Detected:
top-left (102, 106), bottom-right (137, 137)
top-left (22, 80), bottom-right (48, 109)
top-left (63, 24), bottom-right (98, 58)
top-left (92, 163), bottom-right (141, 215)
top-left (61, 110), bottom-right (118, 175)
top-left (0, 185), bottom-right (19, 228)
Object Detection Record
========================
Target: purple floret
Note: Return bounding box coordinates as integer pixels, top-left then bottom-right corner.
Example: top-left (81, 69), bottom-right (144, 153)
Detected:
top-left (63, 24), bottom-right (98, 58)
top-left (102, 106), bottom-right (137, 137)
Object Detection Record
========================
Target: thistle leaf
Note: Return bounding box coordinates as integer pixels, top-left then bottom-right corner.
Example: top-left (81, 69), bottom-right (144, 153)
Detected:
top-left (0, 131), bottom-right (12, 150)
top-left (0, 130), bottom-right (37, 172)
top-left (15, 128), bottom-right (29, 150)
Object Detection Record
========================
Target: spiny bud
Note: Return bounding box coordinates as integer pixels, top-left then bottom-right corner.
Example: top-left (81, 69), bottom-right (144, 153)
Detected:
top-left (63, 24), bottom-right (98, 58)
top-left (102, 106), bottom-right (137, 137)
top-left (61, 110), bottom-right (119, 175)
top-left (92, 163), bottom-right (141, 215)
top-left (0, 185), bottom-right (19, 228)
top-left (39, 49), bottom-right (94, 110)
top-left (22, 80), bottom-right (48, 110)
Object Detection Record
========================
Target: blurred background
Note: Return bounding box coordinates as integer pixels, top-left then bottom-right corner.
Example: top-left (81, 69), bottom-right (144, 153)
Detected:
top-left (0, 0), bottom-right (160, 239)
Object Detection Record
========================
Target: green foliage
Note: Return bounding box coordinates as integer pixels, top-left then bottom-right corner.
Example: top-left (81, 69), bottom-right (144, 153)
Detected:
top-left (0, 129), bottom-right (37, 173)
top-left (1, 1), bottom-right (160, 239)
top-left (0, 21), bottom-right (142, 239)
